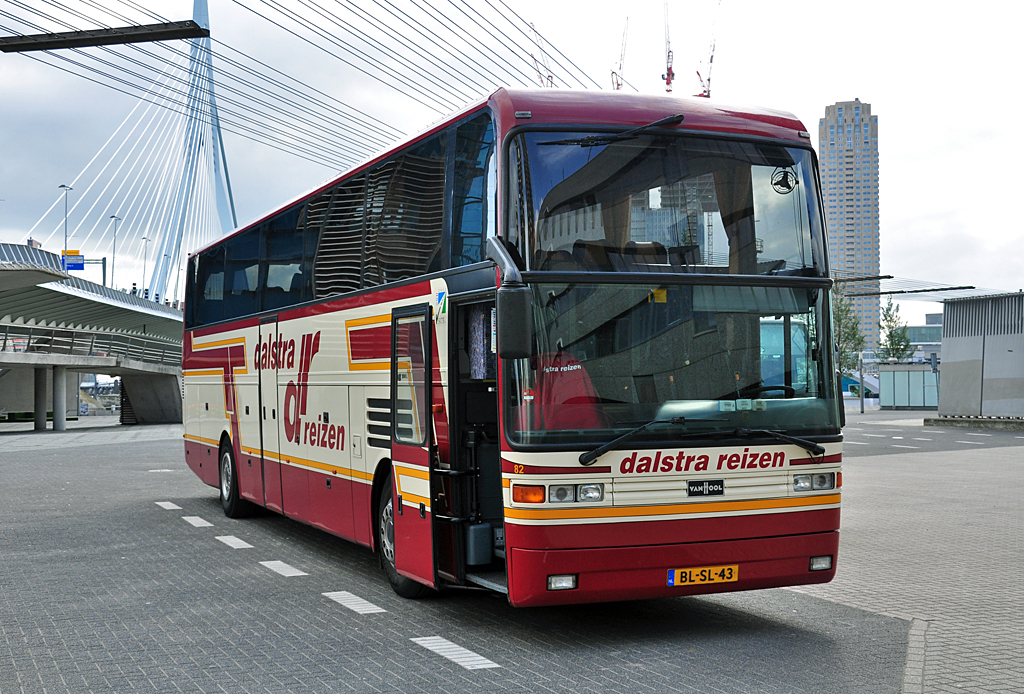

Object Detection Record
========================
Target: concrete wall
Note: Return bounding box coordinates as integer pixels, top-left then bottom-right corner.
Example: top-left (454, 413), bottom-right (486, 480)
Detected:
top-left (939, 294), bottom-right (1024, 417)
top-left (0, 367), bottom-right (79, 417)
top-left (120, 373), bottom-right (182, 424)
top-left (938, 335), bottom-right (984, 416)
top-left (981, 333), bottom-right (1024, 416)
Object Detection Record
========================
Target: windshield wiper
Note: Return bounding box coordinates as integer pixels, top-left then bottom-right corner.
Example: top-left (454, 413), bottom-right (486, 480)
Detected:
top-left (539, 114), bottom-right (685, 148)
top-left (733, 428), bottom-right (826, 457)
top-left (579, 415), bottom-right (724, 466)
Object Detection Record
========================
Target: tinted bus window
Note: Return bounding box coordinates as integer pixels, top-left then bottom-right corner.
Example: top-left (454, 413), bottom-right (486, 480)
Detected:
top-left (263, 213), bottom-right (305, 311)
top-left (362, 162), bottom-right (394, 289)
top-left (452, 113), bottom-right (495, 266)
top-left (223, 228), bottom-right (260, 319)
top-left (369, 132), bottom-right (448, 286)
top-left (312, 175), bottom-right (366, 298)
top-left (184, 255), bottom-right (197, 328)
top-left (195, 247), bottom-right (225, 325)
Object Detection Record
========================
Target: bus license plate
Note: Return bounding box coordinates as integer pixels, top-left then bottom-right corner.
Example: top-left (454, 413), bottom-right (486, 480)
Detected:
top-left (668, 564), bottom-right (739, 586)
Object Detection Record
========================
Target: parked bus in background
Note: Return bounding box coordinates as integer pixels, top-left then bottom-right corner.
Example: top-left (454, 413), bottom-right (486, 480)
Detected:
top-left (182, 89), bottom-right (842, 607)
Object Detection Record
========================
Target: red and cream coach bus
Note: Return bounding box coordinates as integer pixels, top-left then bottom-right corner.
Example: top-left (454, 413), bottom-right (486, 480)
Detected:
top-left (183, 88), bottom-right (843, 607)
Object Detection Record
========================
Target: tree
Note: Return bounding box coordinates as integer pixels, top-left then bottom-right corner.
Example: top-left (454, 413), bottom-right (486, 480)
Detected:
top-left (878, 296), bottom-right (912, 362)
top-left (832, 283), bottom-right (866, 377)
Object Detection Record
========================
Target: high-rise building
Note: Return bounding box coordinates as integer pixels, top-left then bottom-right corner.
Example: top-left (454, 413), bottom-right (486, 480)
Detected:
top-left (819, 99), bottom-right (880, 349)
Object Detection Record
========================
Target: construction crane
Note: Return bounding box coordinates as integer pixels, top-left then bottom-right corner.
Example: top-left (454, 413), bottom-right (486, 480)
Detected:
top-left (611, 18), bottom-right (628, 90)
top-left (661, 1), bottom-right (674, 92)
top-left (695, 0), bottom-right (722, 98)
top-left (530, 23), bottom-right (555, 88)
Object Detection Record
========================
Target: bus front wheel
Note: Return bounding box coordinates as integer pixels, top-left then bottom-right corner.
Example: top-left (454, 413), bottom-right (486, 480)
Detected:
top-left (219, 443), bottom-right (252, 518)
top-left (377, 474), bottom-right (429, 599)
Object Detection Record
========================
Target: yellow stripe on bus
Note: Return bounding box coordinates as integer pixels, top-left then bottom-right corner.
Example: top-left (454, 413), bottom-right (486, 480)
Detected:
top-left (345, 314), bottom-right (391, 372)
top-left (184, 434), bottom-right (220, 446)
top-left (192, 336), bottom-right (247, 350)
top-left (504, 493), bottom-right (841, 521)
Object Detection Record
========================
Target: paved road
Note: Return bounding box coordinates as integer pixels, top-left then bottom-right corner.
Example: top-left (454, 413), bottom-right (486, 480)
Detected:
top-left (842, 410), bottom-right (1024, 458)
top-left (0, 416), bottom-right (1019, 693)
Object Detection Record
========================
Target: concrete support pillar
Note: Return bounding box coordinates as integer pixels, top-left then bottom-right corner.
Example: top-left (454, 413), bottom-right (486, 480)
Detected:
top-left (52, 365), bottom-right (67, 431)
top-left (34, 367), bottom-right (48, 431)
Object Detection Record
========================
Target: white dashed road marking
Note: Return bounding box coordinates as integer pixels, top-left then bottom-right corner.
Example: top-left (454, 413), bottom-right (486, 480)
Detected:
top-left (863, 434), bottom-right (886, 438)
top-left (955, 441), bottom-right (986, 445)
top-left (411, 636), bottom-right (500, 670)
top-left (844, 441), bottom-right (870, 445)
top-left (892, 445), bottom-right (920, 449)
top-left (323, 591), bottom-right (386, 614)
top-left (155, 501), bottom-right (181, 510)
top-left (148, 469), bottom-right (174, 472)
top-left (912, 438), bottom-right (932, 441)
top-left (259, 560), bottom-right (308, 577)
top-left (892, 436), bottom-right (903, 439)
top-left (965, 432), bottom-right (992, 437)
top-left (216, 535), bottom-right (253, 549)
top-left (182, 516), bottom-right (213, 527)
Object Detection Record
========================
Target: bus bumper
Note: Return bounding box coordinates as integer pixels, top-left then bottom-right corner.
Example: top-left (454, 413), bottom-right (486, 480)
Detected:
top-left (506, 530), bottom-right (839, 607)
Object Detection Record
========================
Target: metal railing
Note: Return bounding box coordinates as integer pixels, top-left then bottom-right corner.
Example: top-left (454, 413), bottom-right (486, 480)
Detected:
top-left (0, 324), bottom-right (181, 366)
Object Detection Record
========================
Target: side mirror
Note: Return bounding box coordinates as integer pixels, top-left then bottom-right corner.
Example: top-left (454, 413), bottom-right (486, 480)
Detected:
top-left (496, 284), bottom-right (532, 360)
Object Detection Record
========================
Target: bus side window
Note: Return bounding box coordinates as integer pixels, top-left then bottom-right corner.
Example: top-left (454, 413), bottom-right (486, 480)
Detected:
top-left (452, 113), bottom-right (495, 267)
top-left (312, 175), bottom-right (365, 298)
top-left (262, 206), bottom-right (306, 311)
top-left (378, 133), bottom-right (448, 283)
top-left (195, 247), bottom-right (225, 326)
top-left (223, 228), bottom-right (260, 321)
top-left (184, 255), bottom-right (198, 328)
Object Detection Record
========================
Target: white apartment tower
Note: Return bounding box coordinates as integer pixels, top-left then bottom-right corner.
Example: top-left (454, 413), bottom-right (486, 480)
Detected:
top-left (819, 99), bottom-right (880, 349)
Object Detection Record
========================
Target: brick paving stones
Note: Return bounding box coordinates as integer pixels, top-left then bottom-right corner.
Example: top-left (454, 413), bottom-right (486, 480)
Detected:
top-left (0, 423), bottom-right (914, 693)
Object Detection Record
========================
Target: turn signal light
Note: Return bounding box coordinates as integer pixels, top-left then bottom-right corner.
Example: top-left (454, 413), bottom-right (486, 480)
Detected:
top-left (512, 484), bottom-right (545, 503)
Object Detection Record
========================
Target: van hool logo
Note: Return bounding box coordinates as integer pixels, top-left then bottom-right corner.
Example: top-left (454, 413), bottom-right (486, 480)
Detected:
top-left (688, 479), bottom-right (725, 497)
top-left (619, 449), bottom-right (788, 474)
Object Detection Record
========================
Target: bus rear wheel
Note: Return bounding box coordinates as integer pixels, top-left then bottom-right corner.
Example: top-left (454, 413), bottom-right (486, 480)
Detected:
top-left (377, 474), bottom-right (429, 599)
top-left (219, 443), bottom-right (252, 518)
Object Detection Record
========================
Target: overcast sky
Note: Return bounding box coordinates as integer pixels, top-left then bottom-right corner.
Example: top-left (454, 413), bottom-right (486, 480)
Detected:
top-left (1, 0), bottom-right (1021, 322)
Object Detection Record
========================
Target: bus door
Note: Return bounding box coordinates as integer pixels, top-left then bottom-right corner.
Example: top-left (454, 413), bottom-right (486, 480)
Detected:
top-left (389, 304), bottom-right (436, 587)
top-left (259, 315), bottom-right (284, 512)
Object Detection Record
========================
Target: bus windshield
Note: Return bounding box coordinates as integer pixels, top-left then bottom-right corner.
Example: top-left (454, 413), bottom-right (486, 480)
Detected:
top-left (504, 281), bottom-right (840, 446)
top-left (508, 132), bottom-right (825, 276)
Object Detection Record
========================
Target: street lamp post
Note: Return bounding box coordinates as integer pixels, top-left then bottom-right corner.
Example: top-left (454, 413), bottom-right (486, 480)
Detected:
top-left (58, 184), bottom-right (73, 268)
top-left (109, 215), bottom-right (121, 289)
top-left (859, 351), bottom-right (866, 414)
top-left (142, 235), bottom-right (150, 300)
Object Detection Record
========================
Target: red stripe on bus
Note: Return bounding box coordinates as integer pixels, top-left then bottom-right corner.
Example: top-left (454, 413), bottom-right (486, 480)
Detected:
top-left (789, 453), bottom-right (842, 466)
top-left (506, 507), bottom-right (841, 551)
top-left (348, 325), bottom-right (392, 362)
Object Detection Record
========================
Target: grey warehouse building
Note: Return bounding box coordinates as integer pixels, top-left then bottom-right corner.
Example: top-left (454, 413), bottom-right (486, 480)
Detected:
top-left (939, 292), bottom-right (1024, 418)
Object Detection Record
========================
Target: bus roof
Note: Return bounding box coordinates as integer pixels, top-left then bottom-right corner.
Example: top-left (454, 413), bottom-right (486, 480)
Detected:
top-left (191, 88), bottom-right (810, 258)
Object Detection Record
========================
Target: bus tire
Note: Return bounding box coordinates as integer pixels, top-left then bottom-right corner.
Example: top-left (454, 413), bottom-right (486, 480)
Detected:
top-left (219, 442), bottom-right (251, 518)
top-left (377, 474), bottom-right (429, 599)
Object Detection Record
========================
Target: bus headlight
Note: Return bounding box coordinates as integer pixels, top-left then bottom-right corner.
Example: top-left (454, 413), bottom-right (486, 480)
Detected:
top-left (812, 473), bottom-right (835, 490)
top-left (548, 485), bottom-right (576, 503)
top-left (793, 475), bottom-right (812, 492)
top-left (576, 483), bottom-right (604, 502)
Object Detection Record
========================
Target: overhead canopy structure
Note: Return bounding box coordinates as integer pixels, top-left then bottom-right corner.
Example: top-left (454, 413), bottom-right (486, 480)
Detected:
top-left (0, 244), bottom-right (181, 342)
top-left (0, 20), bottom-right (208, 53)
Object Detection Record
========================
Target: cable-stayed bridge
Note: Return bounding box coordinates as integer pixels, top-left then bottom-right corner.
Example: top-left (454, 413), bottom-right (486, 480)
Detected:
top-left (1, 0), bottom-right (596, 306)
